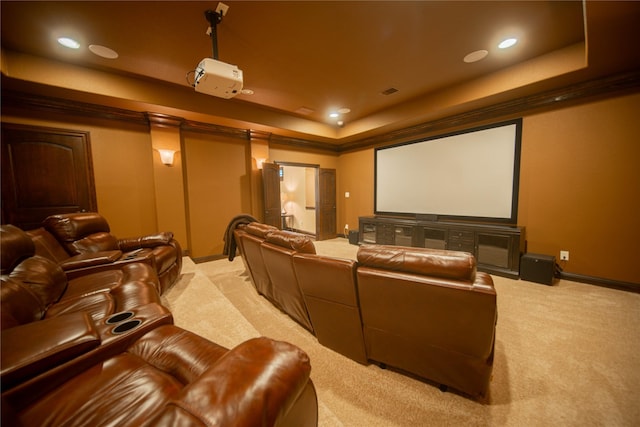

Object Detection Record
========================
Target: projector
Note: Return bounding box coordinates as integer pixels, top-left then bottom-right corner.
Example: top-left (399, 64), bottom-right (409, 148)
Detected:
top-left (194, 58), bottom-right (243, 99)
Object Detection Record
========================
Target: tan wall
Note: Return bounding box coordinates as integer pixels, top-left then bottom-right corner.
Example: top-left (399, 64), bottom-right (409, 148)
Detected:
top-left (337, 149), bottom-right (375, 233)
top-left (518, 92), bottom-right (640, 283)
top-left (268, 147), bottom-right (338, 169)
top-left (337, 92), bottom-right (640, 284)
top-left (183, 132), bottom-right (252, 258)
top-left (4, 91), bottom-right (638, 283)
top-left (1, 114), bottom-right (159, 238)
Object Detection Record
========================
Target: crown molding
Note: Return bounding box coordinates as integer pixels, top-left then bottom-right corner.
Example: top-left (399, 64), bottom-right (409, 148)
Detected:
top-left (2, 70), bottom-right (639, 154)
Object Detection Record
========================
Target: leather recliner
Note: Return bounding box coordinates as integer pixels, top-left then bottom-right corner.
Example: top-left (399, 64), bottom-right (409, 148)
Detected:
top-left (2, 324), bottom-right (319, 427)
top-left (2, 224), bottom-right (319, 426)
top-left (356, 244), bottom-right (497, 397)
top-left (27, 212), bottom-right (182, 294)
top-left (1, 224), bottom-right (162, 329)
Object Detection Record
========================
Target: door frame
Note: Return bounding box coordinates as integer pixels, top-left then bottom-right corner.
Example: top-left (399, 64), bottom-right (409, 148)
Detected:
top-left (275, 161), bottom-right (319, 237)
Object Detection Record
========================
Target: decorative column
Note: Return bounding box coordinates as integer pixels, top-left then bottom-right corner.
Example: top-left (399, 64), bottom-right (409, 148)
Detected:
top-left (249, 130), bottom-right (271, 221)
top-left (147, 112), bottom-right (189, 254)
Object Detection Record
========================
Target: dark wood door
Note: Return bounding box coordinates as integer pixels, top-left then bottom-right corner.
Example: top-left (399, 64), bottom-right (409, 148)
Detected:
top-left (261, 162), bottom-right (282, 228)
top-left (317, 168), bottom-right (336, 240)
top-left (1, 124), bottom-right (97, 230)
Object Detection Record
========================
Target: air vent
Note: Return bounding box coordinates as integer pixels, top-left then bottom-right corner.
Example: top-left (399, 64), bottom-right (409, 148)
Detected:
top-left (381, 87), bottom-right (398, 96)
top-left (295, 106), bottom-right (315, 115)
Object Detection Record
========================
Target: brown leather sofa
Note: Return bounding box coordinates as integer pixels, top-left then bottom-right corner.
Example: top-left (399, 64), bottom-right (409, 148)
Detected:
top-left (292, 253), bottom-right (368, 364)
top-left (1, 223), bottom-right (320, 425)
top-left (231, 221), bottom-right (497, 397)
top-left (356, 244), bottom-right (497, 397)
top-left (260, 230), bottom-right (317, 332)
top-left (27, 212), bottom-right (182, 294)
top-left (235, 222), bottom-right (279, 299)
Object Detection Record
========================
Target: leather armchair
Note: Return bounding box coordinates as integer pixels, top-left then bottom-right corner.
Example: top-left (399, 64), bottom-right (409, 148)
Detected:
top-left (3, 325), bottom-right (319, 427)
top-left (27, 212), bottom-right (182, 294)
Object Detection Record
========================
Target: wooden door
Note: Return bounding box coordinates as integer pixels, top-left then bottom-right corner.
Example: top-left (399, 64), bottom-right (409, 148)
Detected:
top-left (316, 168), bottom-right (336, 240)
top-left (1, 124), bottom-right (97, 230)
top-left (261, 162), bottom-right (282, 228)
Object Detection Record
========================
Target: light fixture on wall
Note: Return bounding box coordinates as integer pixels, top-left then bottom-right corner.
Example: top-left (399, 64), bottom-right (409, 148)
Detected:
top-left (157, 149), bottom-right (177, 166)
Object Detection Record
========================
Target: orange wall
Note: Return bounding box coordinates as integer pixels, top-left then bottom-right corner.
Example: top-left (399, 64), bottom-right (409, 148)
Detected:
top-left (337, 92), bottom-right (640, 284)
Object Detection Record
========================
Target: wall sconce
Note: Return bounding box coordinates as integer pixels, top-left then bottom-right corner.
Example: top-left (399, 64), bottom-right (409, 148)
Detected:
top-left (256, 158), bottom-right (266, 169)
top-left (157, 149), bottom-right (177, 166)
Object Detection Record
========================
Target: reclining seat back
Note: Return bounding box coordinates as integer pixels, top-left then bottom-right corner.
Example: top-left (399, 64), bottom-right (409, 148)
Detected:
top-left (260, 230), bottom-right (316, 332)
top-left (43, 212), bottom-right (117, 255)
top-left (0, 225), bottom-right (68, 330)
top-left (356, 244), bottom-right (497, 397)
top-left (26, 228), bottom-right (77, 265)
top-left (293, 253), bottom-right (368, 364)
top-left (238, 222), bottom-right (278, 299)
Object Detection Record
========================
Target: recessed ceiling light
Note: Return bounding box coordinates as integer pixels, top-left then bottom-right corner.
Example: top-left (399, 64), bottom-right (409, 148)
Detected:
top-left (57, 37), bottom-right (80, 49)
top-left (498, 38), bottom-right (518, 49)
top-left (89, 44), bottom-right (119, 59)
top-left (337, 108), bottom-right (351, 114)
top-left (329, 112), bottom-right (340, 118)
top-left (240, 88), bottom-right (254, 95)
top-left (463, 49), bottom-right (488, 63)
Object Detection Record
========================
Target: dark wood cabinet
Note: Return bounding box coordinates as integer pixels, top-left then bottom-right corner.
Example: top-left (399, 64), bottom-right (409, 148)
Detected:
top-left (358, 216), bottom-right (525, 278)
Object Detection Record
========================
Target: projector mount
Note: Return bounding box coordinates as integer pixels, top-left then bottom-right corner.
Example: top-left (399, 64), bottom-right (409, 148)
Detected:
top-left (204, 2), bottom-right (229, 60)
top-left (188, 2), bottom-right (244, 99)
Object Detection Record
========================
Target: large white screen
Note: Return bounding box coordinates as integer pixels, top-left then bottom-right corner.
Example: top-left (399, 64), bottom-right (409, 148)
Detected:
top-left (375, 121), bottom-right (520, 222)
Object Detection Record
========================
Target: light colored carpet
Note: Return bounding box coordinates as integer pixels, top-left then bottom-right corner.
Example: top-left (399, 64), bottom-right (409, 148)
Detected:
top-left (162, 238), bottom-right (640, 426)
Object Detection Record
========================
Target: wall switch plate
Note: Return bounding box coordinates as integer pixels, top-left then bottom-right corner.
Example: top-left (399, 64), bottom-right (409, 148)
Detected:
top-left (560, 250), bottom-right (569, 261)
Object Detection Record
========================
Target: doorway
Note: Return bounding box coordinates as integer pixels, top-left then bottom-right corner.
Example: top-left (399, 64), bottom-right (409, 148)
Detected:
top-left (279, 164), bottom-right (317, 235)
top-left (261, 162), bottom-right (336, 240)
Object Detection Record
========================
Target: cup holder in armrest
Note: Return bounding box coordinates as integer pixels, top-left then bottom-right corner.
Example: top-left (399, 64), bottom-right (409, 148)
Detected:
top-left (105, 311), bottom-right (135, 324)
top-left (111, 319), bottom-right (142, 334)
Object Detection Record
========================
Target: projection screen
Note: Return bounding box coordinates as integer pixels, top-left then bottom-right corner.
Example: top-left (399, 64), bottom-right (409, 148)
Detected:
top-left (375, 119), bottom-right (522, 223)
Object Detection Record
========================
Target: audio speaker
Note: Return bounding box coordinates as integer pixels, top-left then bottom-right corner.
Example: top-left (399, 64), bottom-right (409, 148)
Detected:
top-left (520, 253), bottom-right (556, 285)
top-left (348, 230), bottom-right (359, 245)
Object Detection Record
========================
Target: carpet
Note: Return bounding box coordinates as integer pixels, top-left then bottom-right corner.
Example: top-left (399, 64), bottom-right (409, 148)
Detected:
top-left (162, 238), bottom-right (640, 426)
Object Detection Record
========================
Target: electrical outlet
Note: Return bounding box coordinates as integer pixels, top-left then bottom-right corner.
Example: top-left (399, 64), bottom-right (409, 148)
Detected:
top-left (560, 250), bottom-right (569, 261)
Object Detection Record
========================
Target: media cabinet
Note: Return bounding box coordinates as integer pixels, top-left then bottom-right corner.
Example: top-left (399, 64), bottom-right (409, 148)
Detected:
top-left (358, 216), bottom-right (525, 278)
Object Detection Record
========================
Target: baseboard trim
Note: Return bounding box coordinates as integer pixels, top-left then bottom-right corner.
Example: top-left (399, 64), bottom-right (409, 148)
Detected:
top-left (192, 254), bottom-right (226, 264)
top-left (560, 272), bottom-right (639, 294)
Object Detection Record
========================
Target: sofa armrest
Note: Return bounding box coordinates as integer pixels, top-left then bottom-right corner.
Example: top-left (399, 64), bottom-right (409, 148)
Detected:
top-left (117, 232), bottom-right (174, 251)
top-left (0, 312), bottom-right (100, 390)
top-left (59, 250), bottom-right (123, 271)
top-left (148, 334), bottom-right (313, 427)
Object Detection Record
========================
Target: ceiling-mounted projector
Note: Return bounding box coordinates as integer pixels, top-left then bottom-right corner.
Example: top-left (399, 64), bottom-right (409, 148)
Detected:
top-left (190, 2), bottom-right (244, 99)
top-left (194, 58), bottom-right (243, 99)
